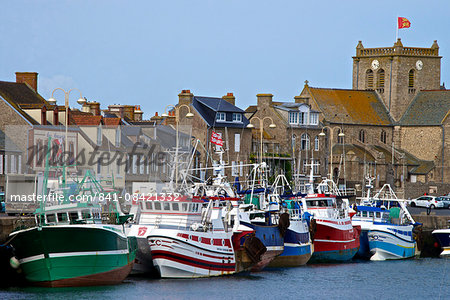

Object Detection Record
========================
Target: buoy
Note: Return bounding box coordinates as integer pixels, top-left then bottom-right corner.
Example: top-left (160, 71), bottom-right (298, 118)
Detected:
top-left (10, 256), bottom-right (20, 269)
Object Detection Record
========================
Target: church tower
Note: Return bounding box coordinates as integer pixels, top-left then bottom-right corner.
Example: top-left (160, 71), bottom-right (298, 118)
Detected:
top-left (352, 39), bottom-right (441, 121)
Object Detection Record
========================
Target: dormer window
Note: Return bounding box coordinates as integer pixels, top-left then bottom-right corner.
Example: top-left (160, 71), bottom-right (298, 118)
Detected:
top-left (289, 112), bottom-right (298, 124)
top-left (232, 113), bottom-right (242, 122)
top-left (310, 113), bottom-right (318, 125)
top-left (216, 112), bottom-right (226, 122)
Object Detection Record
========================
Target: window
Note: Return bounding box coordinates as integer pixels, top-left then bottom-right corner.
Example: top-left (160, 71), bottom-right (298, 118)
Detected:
top-left (337, 128), bottom-right (344, 144)
top-left (36, 139), bottom-right (43, 167)
top-left (46, 214), bottom-right (56, 223)
top-left (408, 69), bottom-right (416, 93)
top-left (234, 134), bottom-right (240, 152)
top-left (146, 201), bottom-right (153, 210)
top-left (115, 127), bottom-right (121, 147)
top-left (314, 135), bottom-right (320, 151)
top-left (57, 213), bottom-right (68, 222)
top-left (69, 212), bottom-right (79, 222)
top-left (232, 113), bottom-right (242, 122)
top-left (97, 126), bottom-right (102, 145)
top-left (359, 130), bottom-right (365, 143)
top-left (291, 134), bottom-right (296, 151)
top-left (310, 113), bottom-right (318, 125)
top-left (301, 133), bottom-right (310, 150)
top-left (408, 69), bottom-right (415, 88)
top-left (366, 69), bottom-right (374, 89)
top-left (299, 112), bottom-right (306, 125)
top-left (314, 160), bottom-right (320, 174)
top-left (302, 159), bottom-right (308, 173)
top-left (154, 201), bottom-right (161, 210)
top-left (163, 202), bottom-right (170, 211)
top-left (172, 203), bottom-right (179, 211)
top-left (216, 112), bottom-right (226, 122)
top-left (82, 210), bottom-right (91, 219)
top-left (381, 130), bottom-right (387, 144)
top-left (289, 112), bottom-right (298, 124)
top-left (376, 69), bottom-right (385, 93)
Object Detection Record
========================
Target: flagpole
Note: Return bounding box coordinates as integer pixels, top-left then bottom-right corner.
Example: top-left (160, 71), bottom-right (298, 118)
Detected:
top-left (396, 16), bottom-right (398, 41)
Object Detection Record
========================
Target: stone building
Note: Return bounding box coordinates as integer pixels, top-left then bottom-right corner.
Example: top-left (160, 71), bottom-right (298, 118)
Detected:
top-left (152, 90), bottom-right (253, 183)
top-left (295, 39), bottom-right (450, 198)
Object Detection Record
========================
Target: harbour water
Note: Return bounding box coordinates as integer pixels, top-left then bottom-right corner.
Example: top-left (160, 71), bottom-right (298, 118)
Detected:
top-left (1, 258), bottom-right (448, 300)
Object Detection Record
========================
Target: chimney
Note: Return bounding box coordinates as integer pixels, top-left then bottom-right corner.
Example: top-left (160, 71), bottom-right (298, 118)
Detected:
top-left (16, 72), bottom-right (38, 92)
top-left (294, 95), bottom-right (310, 105)
top-left (222, 92), bottom-right (235, 106)
top-left (88, 102), bottom-right (101, 116)
top-left (123, 105), bottom-right (135, 121)
top-left (134, 105), bottom-right (143, 121)
top-left (256, 94), bottom-right (273, 108)
top-left (53, 106), bottom-right (59, 125)
top-left (178, 89), bottom-right (194, 106)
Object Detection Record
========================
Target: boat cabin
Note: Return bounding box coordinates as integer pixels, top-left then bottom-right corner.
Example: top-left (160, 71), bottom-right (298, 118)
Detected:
top-left (36, 203), bottom-right (102, 225)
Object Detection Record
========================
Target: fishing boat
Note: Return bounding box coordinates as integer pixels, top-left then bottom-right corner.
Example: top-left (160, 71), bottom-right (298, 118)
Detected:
top-left (128, 194), bottom-right (265, 278)
top-left (9, 202), bottom-right (136, 287)
top-left (267, 175), bottom-right (313, 268)
top-left (301, 162), bottom-right (360, 262)
top-left (8, 138), bottom-right (136, 287)
top-left (352, 180), bottom-right (419, 261)
top-left (189, 153), bottom-right (285, 271)
top-left (432, 228), bottom-right (450, 257)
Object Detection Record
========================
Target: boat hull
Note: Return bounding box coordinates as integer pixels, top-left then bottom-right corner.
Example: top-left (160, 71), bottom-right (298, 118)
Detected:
top-left (355, 230), bottom-right (371, 259)
top-left (310, 220), bottom-right (360, 262)
top-left (241, 222), bottom-right (284, 271)
top-left (368, 227), bottom-right (416, 261)
top-left (9, 225), bottom-right (136, 287)
top-left (268, 221), bottom-right (313, 267)
top-left (432, 229), bottom-right (450, 256)
top-left (148, 229), bottom-right (242, 278)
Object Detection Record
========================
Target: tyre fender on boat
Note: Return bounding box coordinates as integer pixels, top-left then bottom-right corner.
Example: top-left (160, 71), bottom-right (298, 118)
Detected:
top-left (243, 234), bottom-right (267, 263)
top-left (278, 213), bottom-right (290, 238)
top-left (309, 218), bottom-right (317, 243)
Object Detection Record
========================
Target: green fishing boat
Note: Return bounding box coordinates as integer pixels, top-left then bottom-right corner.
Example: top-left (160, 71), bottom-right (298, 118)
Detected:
top-left (8, 137), bottom-right (136, 287)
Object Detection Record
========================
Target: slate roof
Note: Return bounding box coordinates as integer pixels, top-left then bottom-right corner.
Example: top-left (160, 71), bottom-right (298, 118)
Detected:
top-left (192, 96), bottom-right (249, 128)
top-left (399, 90), bottom-right (450, 125)
top-left (306, 87), bottom-right (393, 125)
top-left (0, 81), bottom-right (51, 106)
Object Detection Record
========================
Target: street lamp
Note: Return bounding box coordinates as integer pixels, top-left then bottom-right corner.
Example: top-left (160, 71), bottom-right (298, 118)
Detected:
top-left (48, 88), bottom-right (84, 199)
top-left (319, 126), bottom-right (345, 183)
top-left (162, 104), bottom-right (194, 188)
top-left (247, 116), bottom-right (276, 163)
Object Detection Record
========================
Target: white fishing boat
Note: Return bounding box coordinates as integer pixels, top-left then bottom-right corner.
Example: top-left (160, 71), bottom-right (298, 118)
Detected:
top-left (127, 194), bottom-right (265, 278)
top-left (352, 180), bottom-right (420, 261)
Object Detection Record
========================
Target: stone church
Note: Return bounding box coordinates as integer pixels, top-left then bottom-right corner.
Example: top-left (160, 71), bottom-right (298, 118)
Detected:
top-left (299, 39), bottom-right (450, 198)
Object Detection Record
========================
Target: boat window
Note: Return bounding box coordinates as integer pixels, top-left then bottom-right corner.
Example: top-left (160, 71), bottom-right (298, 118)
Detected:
top-left (327, 200), bottom-right (333, 206)
top-left (163, 202), bottom-right (171, 211)
top-left (375, 212), bottom-right (380, 218)
top-left (139, 202), bottom-right (143, 210)
top-left (46, 214), bottom-right (56, 223)
top-left (154, 201), bottom-right (161, 210)
top-left (192, 203), bottom-right (198, 212)
top-left (82, 210), bottom-right (91, 219)
top-left (182, 203), bottom-right (188, 211)
top-left (145, 201), bottom-right (153, 210)
top-left (368, 212), bottom-right (374, 218)
top-left (362, 211), bottom-right (367, 217)
top-left (69, 212), bottom-right (79, 221)
top-left (172, 203), bottom-right (179, 211)
top-left (57, 212), bottom-right (68, 222)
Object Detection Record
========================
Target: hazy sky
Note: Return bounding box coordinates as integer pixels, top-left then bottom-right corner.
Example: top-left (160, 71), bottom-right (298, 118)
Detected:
top-left (1, 0), bottom-right (449, 118)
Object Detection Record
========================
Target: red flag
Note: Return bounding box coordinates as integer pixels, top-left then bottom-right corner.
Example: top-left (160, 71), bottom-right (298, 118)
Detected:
top-left (398, 17), bottom-right (411, 29)
top-left (210, 131), bottom-right (223, 147)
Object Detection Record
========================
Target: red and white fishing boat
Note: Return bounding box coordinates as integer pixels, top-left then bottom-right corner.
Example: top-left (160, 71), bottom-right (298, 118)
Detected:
top-left (127, 194), bottom-right (265, 278)
top-left (301, 163), bottom-right (360, 262)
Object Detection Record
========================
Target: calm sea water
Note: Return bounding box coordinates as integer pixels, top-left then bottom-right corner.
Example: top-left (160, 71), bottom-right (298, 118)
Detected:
top-left (1, 258), bottom-right (448, 300)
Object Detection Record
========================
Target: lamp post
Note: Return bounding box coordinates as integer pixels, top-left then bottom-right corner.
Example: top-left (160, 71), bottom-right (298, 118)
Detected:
top-left (319, 125), bottom-right (345, 183)
top-left (47, 88), bottom-right (85, 198)
top-left (247, 116), bottom-right (276, 164)
top-left (161, 104), bottom-right (194, 188)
